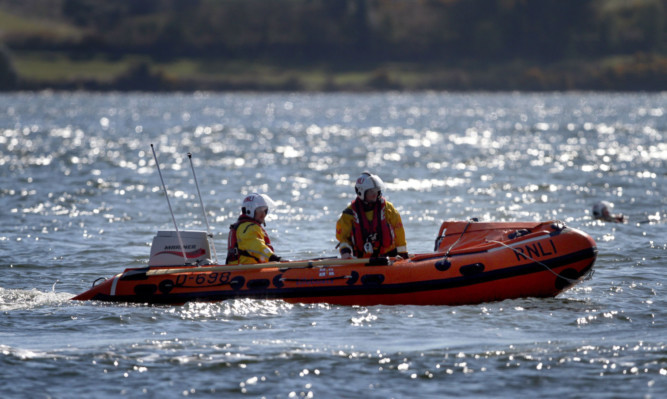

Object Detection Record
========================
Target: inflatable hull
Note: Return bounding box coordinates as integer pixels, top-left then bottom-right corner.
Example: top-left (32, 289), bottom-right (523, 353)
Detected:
top-left (73, 221), bottom-right (597, 306)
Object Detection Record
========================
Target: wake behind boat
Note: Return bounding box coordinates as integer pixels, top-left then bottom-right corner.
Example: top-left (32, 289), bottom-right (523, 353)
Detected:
top-left (72, 219), bottom-right (597, 306)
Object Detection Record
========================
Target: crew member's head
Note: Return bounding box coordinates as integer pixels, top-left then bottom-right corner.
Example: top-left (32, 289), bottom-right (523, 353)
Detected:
top-left (354, 172), bottom-right (385, 203)
top-left (242, 193), bottom-right (275, 224)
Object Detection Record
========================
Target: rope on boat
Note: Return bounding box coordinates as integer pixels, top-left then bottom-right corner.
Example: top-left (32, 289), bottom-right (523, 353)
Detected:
top-left (279, 275), bottom-right (352, 283)
top-left (444, 218), bottom-right (477, 257)
top-left (92, 277), bottom-right (107, 287)
top-left (488, 240), bottom-right (594, 284)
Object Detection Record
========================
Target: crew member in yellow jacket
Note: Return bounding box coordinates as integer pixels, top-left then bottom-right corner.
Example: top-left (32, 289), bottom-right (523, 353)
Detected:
top-left (226, 193), bottom-right (283, 265)
top-left (336, 172), bottom-right (408, 259)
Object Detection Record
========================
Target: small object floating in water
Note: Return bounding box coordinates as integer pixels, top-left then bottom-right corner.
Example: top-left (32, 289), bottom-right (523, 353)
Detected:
top-left (72, 220), bottom-right (597, 306)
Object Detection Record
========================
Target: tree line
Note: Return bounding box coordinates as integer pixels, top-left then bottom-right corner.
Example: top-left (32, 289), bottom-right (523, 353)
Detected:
top-left (1, 0), bottom-right (666, 90)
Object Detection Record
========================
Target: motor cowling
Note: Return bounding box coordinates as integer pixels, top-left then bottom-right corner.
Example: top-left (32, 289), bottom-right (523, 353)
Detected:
top-left (148, 230), bottom-right (212, 266)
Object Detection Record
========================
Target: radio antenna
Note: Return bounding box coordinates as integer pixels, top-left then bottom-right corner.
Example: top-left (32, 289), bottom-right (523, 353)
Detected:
top-left (187, 152), bottom-right (218, 263)
top-left (150, 144), bottom-right (188, 265)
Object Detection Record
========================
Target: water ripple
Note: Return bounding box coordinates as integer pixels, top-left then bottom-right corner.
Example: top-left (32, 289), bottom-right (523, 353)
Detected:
top-left (1, 92), bottom-right (666, 398)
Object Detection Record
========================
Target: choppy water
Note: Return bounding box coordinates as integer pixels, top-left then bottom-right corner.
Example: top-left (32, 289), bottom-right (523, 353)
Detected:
top-left (1, 91), bottom-right (665, 398)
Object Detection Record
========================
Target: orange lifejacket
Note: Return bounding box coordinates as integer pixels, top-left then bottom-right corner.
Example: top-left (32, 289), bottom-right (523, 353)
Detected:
top-left (226, 215), bottom-right (273, 264)
top-left (349, 198), bottom-right (395, 257)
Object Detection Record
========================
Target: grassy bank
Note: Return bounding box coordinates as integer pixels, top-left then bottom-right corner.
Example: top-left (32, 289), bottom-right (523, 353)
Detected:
top-left (10, 49), bottom-right (667, 92)
top-left (2, 1), bottom-right (666, 92)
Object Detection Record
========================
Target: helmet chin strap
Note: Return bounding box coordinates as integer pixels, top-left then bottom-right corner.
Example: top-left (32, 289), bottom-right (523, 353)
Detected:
top-left (364, 191), bottom-right (381, 201)
top-left (362, 193), bottom-right (381, 210)
top-left (243, 207), bottom-right (267, 226)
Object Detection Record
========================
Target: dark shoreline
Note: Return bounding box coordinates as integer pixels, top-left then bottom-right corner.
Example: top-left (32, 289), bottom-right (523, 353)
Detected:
top-left (11, 62), bottom-right (667, 93)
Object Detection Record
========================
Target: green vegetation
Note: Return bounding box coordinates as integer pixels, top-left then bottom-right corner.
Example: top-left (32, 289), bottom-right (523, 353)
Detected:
top-left (0, 8), bottom-right (82, 39)
top-left (1, 0), bottom-right (665, 91)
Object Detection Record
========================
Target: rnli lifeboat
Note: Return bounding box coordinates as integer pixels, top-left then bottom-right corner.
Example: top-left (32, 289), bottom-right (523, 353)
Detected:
top-left (72, 219), bottom-right (597, 306)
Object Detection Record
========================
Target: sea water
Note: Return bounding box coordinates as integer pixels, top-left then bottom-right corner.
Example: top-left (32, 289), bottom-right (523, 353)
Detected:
top-left (1, 92), bottom-right (665, 398)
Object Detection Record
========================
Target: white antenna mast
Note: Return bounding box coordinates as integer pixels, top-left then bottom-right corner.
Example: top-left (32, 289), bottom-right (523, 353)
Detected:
top-left (150, 144), bottom-right (188, 265)
top-left (187, 152), bottom-right (218, 263)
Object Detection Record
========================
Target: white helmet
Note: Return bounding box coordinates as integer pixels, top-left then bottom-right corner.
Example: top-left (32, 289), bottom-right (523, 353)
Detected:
top-left (242, 193), bottom-right (276, 217)
top-left (355, 172), bottom-right (385, 200)
top-left (592, 201), bottom-right (612, 219)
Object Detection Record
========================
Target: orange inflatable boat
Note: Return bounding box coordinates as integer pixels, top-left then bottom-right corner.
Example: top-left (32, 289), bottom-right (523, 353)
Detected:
top-left (72, 219), bottom-right (597, 306)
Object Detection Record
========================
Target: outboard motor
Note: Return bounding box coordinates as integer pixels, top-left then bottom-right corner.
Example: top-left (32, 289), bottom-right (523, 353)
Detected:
top-left (148, 230), bottom-right (212, 266)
